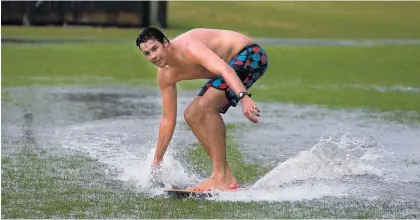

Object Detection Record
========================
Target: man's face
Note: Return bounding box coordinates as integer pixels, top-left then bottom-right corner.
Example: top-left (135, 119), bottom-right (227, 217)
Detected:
top-left (139, 39), bottom-right (168, 68)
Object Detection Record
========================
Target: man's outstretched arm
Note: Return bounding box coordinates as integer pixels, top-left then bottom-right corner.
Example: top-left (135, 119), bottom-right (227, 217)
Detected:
top-left (184, 41), bottom-right (261, 123)
top-left (184, 41), bottom-right (247, 96)
top-left (153, 74), bottom-right (178, 165)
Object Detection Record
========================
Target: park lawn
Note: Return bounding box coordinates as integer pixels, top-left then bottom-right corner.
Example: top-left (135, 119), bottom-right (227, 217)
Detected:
top-left (2, 2), bottom-right (420, 216)
top-left (2, 43), bottom-right (420, 115)
top-left (258, 45), bottom-right (420, 113)
top-left (169, 1), bottom-right (420, 39)
top-left (2, 1), bottom-right (420, 39)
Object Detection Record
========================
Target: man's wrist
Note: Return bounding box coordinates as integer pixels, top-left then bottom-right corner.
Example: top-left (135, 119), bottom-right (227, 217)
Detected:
top-left (239, 94), bottom-right (251, 104)
top-left (237, 91), bottom-right (248, 99)
top-left (237, 91), bottom-right (249, 103)
top-left (153, 157), bottom-right (163, 164)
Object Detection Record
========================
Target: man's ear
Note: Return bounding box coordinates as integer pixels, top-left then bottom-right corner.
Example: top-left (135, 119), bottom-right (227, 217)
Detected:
top-left (163, 39), bottom-right (170, 48)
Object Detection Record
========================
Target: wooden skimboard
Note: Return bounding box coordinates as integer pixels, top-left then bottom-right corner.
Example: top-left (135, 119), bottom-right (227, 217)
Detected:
top-left (165, 189), bottom-right (215, 199)
top-left (165, 188), bottom-right (244, 199)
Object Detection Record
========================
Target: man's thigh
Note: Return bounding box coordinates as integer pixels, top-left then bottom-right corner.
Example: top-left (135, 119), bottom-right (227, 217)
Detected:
top-left (196, 78), bottom-right (231, 111)
top-left (199, 87), bottom-right (230, 112)
top-left (188, 86), bottom-right (229, 113)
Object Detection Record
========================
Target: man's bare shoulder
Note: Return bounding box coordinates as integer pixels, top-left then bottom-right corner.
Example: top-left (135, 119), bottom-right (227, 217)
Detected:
top-left (173, 38), bottom-right (207, 62)
top-left (157, 68), bottom-right (177, 89)
top-left (172, 28), bottom-right (208, 40)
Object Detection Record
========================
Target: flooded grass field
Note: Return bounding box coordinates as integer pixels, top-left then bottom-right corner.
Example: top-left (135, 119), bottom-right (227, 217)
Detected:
top-left (2, 45), bottom-right (420, 217)
top-left (2, 84), bottom-right (420, 218)
top-left (2, 2), bottom-right (420, 216)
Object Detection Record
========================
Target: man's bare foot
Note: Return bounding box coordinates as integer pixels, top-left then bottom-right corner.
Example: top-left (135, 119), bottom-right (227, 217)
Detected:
top-left (186, 174), bottom-right (238, 192)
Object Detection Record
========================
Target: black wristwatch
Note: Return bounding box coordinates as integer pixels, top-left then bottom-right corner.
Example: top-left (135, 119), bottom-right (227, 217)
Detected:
top-left (237, 91), bottom-right (248, 100)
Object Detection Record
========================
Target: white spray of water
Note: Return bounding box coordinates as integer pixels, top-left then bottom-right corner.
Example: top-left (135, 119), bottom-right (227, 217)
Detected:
top-left (253, 133), bottom-right (383, 189)
top-left (55, 116), bottom-right (388, 202)
top-left (54, 116), bottom-right (201, 196)
top-left (211, 133), bottom-right (385, 202)
top-left (117, 148), bottom-right (200, 196)
top-left (43, 87), bottom-right (419, 202)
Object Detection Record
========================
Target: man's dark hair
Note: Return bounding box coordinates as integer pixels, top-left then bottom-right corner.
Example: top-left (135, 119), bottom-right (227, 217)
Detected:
top-left (136, 26), bottom-right (169, 49)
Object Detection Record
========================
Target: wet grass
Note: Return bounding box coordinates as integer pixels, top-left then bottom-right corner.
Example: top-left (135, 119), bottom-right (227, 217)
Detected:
top-left (2, 43), bottom-right (420, 120)
top-left (2, 139), bottom-right (418, 218)
top-left (2, 3), bottom-right (420, 217)
top-left (2, 91), bottom-right (13, 102)
top-left (0, 43), bottom-right (153, 87)
top-left (256, 45), bottom-right (420, 123)
top-left (2, 2), bottom-right (420, 39)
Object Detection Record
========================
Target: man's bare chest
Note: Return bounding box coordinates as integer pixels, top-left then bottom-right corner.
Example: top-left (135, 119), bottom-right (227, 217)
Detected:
top-left (175, 63), bottom-right (216, 80)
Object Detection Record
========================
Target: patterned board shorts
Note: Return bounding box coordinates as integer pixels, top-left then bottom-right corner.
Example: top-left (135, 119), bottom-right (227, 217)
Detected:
top-left (197, 43), bottom-right (269, 114)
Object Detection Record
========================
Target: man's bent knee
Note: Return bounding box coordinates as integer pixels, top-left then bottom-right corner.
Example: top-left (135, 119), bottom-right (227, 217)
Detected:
top-left (184, 100), bottom-right (201, 123)
top-left (184, 98), bottom-right (220, 123)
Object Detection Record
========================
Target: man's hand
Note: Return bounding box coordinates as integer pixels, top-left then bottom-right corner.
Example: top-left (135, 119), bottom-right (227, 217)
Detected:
top-left (151, 158), bottom-right (162, 178)
top-left (151, 158), bottom-right (162, 170)
top-left (241, 96), bottom-right (260, 123)
top-left (149, 159), bottom-right (165, 188)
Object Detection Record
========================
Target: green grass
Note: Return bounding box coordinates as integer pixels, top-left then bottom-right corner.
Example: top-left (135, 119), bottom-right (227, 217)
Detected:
top-left (1, 43), bottom-right (152, 87)
top-left (2, 2), bottom-right (420, 39)
top-left (169, 1), bottom-right (420, 39)
top-left (258, 45), bottom-right (420, 113)
top-left (3, 43), bottom-right (420, 117)
top-left (2, 2), bottom-right (420, 217)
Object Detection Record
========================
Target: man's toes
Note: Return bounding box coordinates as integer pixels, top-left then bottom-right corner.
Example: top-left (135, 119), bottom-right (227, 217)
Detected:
top-left (229, 183), bottom-right (239, 189)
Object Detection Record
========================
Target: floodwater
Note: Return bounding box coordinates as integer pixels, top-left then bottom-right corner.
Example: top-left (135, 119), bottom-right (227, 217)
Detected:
top-left (2, 85), bottom-right (420, 217)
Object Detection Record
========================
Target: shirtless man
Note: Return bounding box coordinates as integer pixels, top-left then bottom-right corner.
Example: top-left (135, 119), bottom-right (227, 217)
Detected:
top-left (136, 27), bottom-right (269, 191)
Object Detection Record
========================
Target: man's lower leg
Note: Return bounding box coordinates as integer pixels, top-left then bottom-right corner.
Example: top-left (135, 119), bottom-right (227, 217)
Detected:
top-left (186, 108), bottom-right (237, 189)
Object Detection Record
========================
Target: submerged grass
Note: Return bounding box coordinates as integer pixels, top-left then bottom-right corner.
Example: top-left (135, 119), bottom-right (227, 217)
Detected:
top-left (2, 139), bottom-right (418, 218)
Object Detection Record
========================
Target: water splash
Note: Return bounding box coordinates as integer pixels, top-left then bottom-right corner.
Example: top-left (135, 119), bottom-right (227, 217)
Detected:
top-left (116, 148), bottom-right (201, 196)
top-left (212, 133), bottom-right (385, 202)
top-left (54, 116), bottom-right (201, 197)
top-left (5, 85), bottom-right (418, 205)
